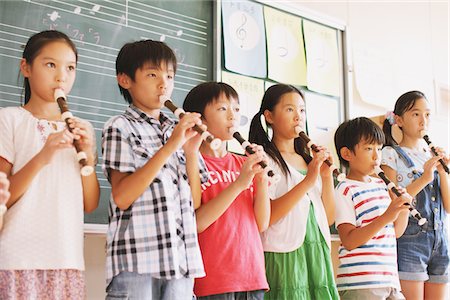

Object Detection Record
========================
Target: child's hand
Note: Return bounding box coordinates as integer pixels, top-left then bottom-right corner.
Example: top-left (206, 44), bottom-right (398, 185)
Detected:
top-left (317, 146), bottom-right (333, 178)
top-left (235, 144), bottom-right (265, 190)
top-left (169, 112), bottom-right (203, 150)
top-left (422, 155), bottom-right (442, 182)
top-left (68, 118), bottom-right (96, 163)
top-left (252, 145), bottom-right (270, 184)
top-left (38, 129), bottom-right (74, 165)
top-left (383, 189), bottom-right (410, 223)
top-left (0, 172), bottom-right (10, 206)
top-left (183, 123), bottom-right (206, 155)
top-left (434, 147), bottom-right (449, 174)
top-left (306, 147), bottom-right (327, 184)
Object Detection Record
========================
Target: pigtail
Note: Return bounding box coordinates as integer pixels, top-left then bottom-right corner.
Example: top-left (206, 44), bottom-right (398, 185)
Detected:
top-left (249, 111), bottom-right (291, 177)
top-left (382, 115), bottom-right (398, 147)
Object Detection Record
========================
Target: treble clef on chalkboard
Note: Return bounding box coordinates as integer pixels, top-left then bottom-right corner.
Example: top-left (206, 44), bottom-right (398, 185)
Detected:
top-left (235, 13), bottom-right (247, 48)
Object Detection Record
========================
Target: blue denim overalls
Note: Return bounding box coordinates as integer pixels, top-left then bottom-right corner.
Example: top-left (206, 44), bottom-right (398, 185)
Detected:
top-left (393, 146), bottom-right (449, 283)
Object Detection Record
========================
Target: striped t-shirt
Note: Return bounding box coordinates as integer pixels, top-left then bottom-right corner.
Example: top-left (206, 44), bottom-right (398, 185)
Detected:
top-left (334, 177), bottom-right (400, 291)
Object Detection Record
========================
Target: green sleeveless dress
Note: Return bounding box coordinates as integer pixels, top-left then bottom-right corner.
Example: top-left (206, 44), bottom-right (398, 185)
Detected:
top-left (264, 170), bottom-right (338, 300)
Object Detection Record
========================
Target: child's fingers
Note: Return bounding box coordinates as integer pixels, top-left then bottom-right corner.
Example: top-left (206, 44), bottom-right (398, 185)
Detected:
top-left (180, 112), bottom-right (202, 126)
top-left (0, 174), bottom-right (9, 192)
top-left (0, 190), bottom-right (10, 205)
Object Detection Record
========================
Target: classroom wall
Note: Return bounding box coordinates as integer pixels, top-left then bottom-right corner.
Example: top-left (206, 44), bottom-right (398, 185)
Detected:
top-left (84, 1), bottom-right (449, 299)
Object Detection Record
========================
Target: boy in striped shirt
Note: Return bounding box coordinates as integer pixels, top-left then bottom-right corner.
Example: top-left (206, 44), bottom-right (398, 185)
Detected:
top-left (333, 117), bottom-right (410, 299)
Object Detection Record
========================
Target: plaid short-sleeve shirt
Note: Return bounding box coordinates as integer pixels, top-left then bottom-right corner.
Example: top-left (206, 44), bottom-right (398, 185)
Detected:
top-left (102, 104), bottom-right (208, 285)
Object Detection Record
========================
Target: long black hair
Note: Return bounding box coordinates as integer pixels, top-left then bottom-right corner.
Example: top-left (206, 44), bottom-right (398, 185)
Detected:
top-left (382, 91), bottom-right (427, 147)
top-left (21, 30), bottom-right (78, 104)
top-left (248, 84), bottom-right (311, 177)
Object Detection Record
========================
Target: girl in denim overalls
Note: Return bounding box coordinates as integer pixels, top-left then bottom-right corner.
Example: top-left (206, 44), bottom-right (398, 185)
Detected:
top-left (381, 91), bottom-right (450, 300)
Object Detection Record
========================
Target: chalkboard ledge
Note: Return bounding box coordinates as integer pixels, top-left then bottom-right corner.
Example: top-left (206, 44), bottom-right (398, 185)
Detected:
top-left (84, 224), bottom-right (107, 235)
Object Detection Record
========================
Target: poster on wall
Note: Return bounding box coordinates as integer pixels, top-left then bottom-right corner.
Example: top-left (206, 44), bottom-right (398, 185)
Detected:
top-left (264, 6), bottom-right (307, 86)
top-left (304, 91), bottom-right (341, 166)
top-left (303, 20), bottom-right (340, 97)
top-left (221, 71), bottom-right (265, 154)
top-left (222, 0), bottom-right (267, 78)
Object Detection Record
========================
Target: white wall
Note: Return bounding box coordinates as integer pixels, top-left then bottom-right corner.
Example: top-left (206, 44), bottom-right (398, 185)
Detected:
top-left (84, 1), bottom-right (449, 299)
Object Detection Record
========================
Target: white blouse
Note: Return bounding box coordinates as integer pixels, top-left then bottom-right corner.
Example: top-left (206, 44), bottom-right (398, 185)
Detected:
top-left (0, 107), bottom-right (85, 270)
top-left (261, 157), bottom-right (331, 252)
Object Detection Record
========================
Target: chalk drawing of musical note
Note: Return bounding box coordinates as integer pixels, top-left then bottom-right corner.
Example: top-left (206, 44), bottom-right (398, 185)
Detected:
top-left (235, 14), bottom-right (247, 49)
top-left (73, 6), bottom-right (81, 14)
top-left (90, 4), bottom-right (100, 15)
top-left (47, 11), bottom-right (60, 22)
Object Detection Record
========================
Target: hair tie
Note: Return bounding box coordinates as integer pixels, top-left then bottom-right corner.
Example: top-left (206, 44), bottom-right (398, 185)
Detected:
top-left (385, 111), bottom-right (396, 125)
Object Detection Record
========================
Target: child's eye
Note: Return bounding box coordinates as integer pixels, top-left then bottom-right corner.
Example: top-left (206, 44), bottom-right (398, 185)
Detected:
top-left (234, 107), bottom-right (240, 113)
top-left (425, 112), bottom-right (431, 118)
top-left (46, 62), bottom-right (55, 68)
top-left (167, 74), bottom-right (174, 80)
top-left (300, 109), bottom-right (306, 113)
top-left (148, 73), bottom-right (156, 77)
top-left (218, 106), bottom-right (226, 111)
top-left (287, 108), bottom-right (293, 112)
top-left (68, 65), bottom-right (76, 71)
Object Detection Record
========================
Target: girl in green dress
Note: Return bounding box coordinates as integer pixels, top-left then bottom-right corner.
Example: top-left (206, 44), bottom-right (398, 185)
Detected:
top-left (249, 84), bottom-right (338, 300)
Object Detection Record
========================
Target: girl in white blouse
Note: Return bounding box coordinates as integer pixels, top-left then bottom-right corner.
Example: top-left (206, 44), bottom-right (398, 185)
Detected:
top-left (249, 84), bottom-right (338, 300)
top-left (0, 30), bottom-right (99, 299)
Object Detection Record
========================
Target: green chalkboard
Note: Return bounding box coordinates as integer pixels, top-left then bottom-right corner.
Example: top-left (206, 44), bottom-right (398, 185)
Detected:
top-left (0, 0), bottom-right (214, 227)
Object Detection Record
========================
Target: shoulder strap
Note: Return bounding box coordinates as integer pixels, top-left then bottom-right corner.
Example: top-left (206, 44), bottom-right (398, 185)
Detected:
top-left (391, 145), bottom-right (416, 168)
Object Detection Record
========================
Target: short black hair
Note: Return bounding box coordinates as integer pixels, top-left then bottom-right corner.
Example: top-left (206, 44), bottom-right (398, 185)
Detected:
top-left (334, 117), bottom-right (385, 168)
top-left (183, 82), bottom-right (239, 116)
top-left (116, 40), bottom-right (177, 103)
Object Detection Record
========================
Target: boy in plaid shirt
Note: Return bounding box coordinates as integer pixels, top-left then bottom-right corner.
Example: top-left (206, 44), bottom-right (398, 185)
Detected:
top-left (102, 40), bottom-right (208, 299)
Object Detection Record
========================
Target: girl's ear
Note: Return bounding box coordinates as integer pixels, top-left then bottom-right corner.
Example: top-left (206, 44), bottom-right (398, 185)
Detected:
top-left (117, 73), bottom-right (132, 89)
top-left (263, 110), bottom-right (273, 125)
top-left (20, 59), bottom-right (31, 78)
top-left (394, 114), bottom-right (403, 127)
top-left (340, 146), bottom-right (352, 162)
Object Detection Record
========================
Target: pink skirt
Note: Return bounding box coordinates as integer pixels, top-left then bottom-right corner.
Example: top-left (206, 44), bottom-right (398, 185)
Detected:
top-left (0, 269), bottom-right (85, 300)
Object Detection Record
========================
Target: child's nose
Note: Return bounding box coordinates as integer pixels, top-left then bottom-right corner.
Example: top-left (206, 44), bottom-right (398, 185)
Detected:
top-left (228, 109), bottom-right (235, 120)
top-left (373, 150), bottom-right (380, 160)
top-left (56, 69), bottom-right (66, 82)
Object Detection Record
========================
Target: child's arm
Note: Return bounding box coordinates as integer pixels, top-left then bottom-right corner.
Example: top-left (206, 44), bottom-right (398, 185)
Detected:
top-left (338, 195), bottom-right (409, 250)
top-left (195, 149), bottom-right (264, 233)
top-left (435, 147), bottom-right (450, 213)
top-left (381, 156), bottom-right (441, 198)
top-left (70, 118), bottom-right (100, 212)
top-left (109, 113), bottom-right (202, 210)
top-left (0, 130), bottom-right (75, 208)
top-left (0, 172), bottom-right (10, 231)
top-left (253, 172), bottom-right (270, 232)
top-left (269, 148), bottom-right (327, 226)
top-left (183, 124), bottom-right (206, 210)
top-left (319, 149), bottom-right (335, 225)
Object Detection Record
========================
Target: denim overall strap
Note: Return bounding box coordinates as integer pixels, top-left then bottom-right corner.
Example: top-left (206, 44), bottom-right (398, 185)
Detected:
top-left (391, 146), bottom-right (444, 231)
